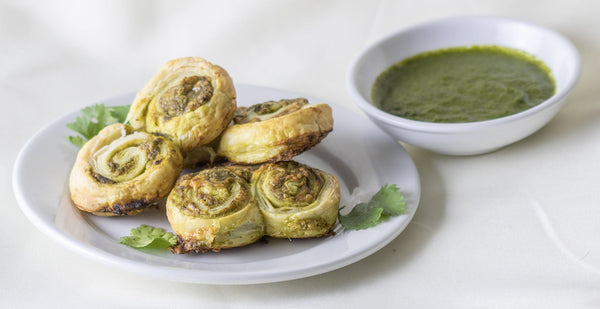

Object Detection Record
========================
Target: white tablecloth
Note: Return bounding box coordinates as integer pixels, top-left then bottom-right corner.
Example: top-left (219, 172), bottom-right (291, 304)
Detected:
top-left (3, 1), bottom-right (600, 308)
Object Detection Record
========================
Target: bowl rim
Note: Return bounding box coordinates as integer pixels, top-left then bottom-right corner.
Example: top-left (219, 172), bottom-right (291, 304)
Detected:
top-left (346, 15), bottom-right (581, 133)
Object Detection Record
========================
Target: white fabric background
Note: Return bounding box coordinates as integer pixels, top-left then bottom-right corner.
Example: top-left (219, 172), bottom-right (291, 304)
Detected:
top-left (3, 0), bottom-right (600, 308)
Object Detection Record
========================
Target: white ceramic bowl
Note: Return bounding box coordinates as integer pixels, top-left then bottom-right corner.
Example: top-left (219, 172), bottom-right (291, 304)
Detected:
top-left (347, 16), bottom-right (581, 155)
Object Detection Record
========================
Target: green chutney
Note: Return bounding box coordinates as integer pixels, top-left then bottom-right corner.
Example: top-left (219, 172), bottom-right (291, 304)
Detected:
top-left (371, 45), bottom-right (556, 123)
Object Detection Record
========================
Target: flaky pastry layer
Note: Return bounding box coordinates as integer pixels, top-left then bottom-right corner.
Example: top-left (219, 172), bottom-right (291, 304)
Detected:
top-left (217, 99), bottom-right (333, 164)
top-left (69, 123), bottom-right (183, 216)
top-left (126, 57), bottom-right (236, 155)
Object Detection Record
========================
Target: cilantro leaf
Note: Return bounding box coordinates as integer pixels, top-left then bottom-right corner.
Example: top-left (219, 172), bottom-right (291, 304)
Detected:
top-left (119, 224), bottom-right (178, 249)
top-left (67, 135), bottom-right (88, 148)
top-left (338, 203), bottom-right (384, 230)
top-left (338, 184), bottom-right (407, 230)
top-left (108, 104), bottom-right (130, 123)
top-left (66, 103), bottom-right (131, 147)
top-left (370, 184), bottom-right (406, 216)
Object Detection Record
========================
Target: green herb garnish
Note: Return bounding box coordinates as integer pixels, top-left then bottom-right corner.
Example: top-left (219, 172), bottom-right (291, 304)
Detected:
top-left (119, 224), bottom-right (178, 249)
top-left (338, 184), bottom-right (407, 230)
top-left (66, 103), bottom-right (130, 147)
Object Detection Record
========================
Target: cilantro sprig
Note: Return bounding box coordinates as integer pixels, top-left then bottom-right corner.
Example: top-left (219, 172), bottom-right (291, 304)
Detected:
top-left (66, 103), bottom-right (130, 147)
top-left (119, 224), bottom-right (178, 249)
top-left (338, 184), bottom-right (407, 230)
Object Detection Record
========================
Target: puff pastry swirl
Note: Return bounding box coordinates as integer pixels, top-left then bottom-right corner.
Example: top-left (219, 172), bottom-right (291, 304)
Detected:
top-left (251, 161), bottom-right (340, 238)
top-left (167, 166), bottom-right (265, 253)
top-left (216, 98), bottom-right (333, 164)
top-left (69, 123), bottom-right (183, 216)
top-left (126, 57), bottom-right (236, 155)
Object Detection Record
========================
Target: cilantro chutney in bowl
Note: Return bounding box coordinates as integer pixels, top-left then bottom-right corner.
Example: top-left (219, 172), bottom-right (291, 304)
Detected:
top-left (372, 45), bottom-right (556, 123)
top-left (347, 16), bottom-right (580, 155)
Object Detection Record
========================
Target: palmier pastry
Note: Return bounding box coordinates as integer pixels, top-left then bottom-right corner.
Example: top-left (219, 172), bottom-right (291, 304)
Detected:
top-left (69, 123), bottom-right (183, 216)
top-left (216, 98), bottom-right (333, 164)
top-left (167, 166), bottom-right (264, 253)
top-left (126, 57), bottom-right (236, 156)
top-left (251, 161), bottom-right (340, 238)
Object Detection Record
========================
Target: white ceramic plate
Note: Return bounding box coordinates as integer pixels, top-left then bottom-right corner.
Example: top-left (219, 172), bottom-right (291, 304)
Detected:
top-left (13, 84), bottom-right (420, 284)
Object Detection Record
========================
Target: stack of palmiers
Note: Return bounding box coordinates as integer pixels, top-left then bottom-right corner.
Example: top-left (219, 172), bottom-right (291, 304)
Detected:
top-left (69, 57), bottom-right (340, 253)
